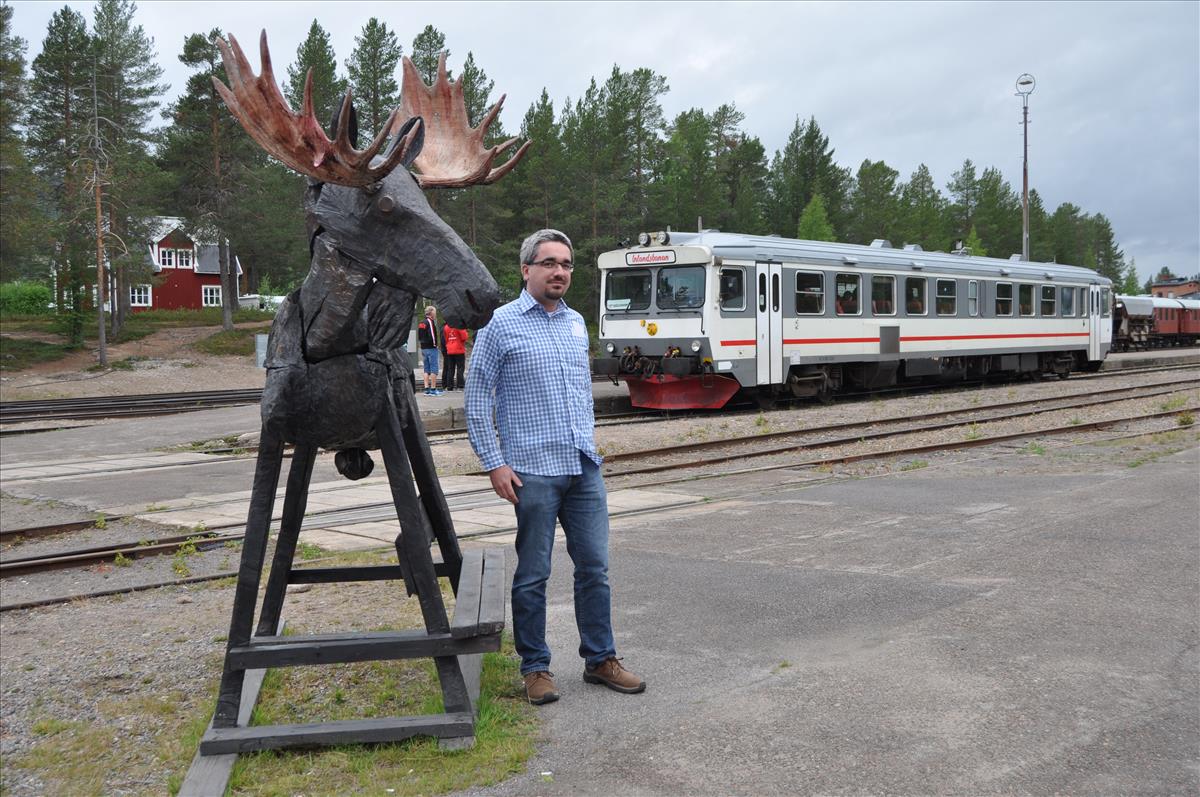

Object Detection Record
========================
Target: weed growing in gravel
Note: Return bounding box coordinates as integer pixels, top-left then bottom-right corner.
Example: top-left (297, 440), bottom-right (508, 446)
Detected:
top-left (964, 422), bottom-right (982, 440)
top-left (144, 503), bottom-right (168, 512)
top-left (93, 513), bottom-right (106, 530)
top-left (1160, 396), bottom-right (1188, 412)
top-left (1024, 442), bottom-right (1046, 455)
top-left (297, 541), bottom-right (324, 560)
top-left (755, 413), bottom-right (769, 431)
top-left (1178, 411), bottom-right (1195, 427)
top-left (113, 552), bottom-right (132, 567)
top-left (900, 460), bottom-right (929, 471)
top-left (1069, 416), bottom-right (1083, 425)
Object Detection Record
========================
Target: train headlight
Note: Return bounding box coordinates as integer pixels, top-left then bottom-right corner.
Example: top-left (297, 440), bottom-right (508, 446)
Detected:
top-left (637, 232), bottom-right (651, 247)
top-left (605, 342), bottom-right (616, 354)
top-left (655, 230), bottom-right (671, 245)
top-left (690, 340), bottom-right (702, 353)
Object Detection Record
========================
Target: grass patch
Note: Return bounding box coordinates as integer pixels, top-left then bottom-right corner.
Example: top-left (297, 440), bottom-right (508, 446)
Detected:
top-left (192, 328), bottom-right (258, 357)
top-left (85, 355), bottom-right (146, 372)
top-left (900, 460), bottom-right (929, 471)
top-left (1023, 441), bottom-right (1046, 456)
top-left (224, 638), bottom-right (535, 796)
top-left (0, 335), bottom-right (77, 370)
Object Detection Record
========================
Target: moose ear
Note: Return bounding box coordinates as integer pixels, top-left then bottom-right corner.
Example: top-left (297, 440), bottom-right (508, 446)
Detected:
top-left (385, 116), bottom-right (425, 171)
top-left (327, 94), bottom-right (359, 149)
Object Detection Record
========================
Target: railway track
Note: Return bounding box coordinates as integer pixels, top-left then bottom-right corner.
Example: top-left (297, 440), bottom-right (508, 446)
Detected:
top-left (0, 388), bottom-right (264, 424)
top-left (4, 377), bottom-right (1194, 589)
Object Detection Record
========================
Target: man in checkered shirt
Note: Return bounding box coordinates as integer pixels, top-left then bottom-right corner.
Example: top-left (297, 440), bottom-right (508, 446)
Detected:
top-left (466, 229), bottom-right (646, 706)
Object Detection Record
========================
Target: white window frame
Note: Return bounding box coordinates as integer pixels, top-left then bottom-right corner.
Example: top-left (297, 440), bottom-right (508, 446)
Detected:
top-left (794, 270), bottom-right (824, 315)
top-left (1018, 283), bottom-right (1035, 317)
top-left (936, 278), bottom-right (957, 316)
top-left (996, 282), bottom-right (1013, 317)
top-left (177, 249), bottom-right (193, 269)
top-left (968, 280), bottom-right (979, 316)
top-left (1040, 285), bottom-right (1057, 317)
top-left (202, 285), bottom-right (222, 307)
top-left (159, 247), bottom-right (174, 267)
top-left (870, 275), bottom-right (896, 316)
top-left (905, 276), bottom-right (927, 316)
top-left (834, 273), bottom-right (861, 316)
top-left (130, 284), bottom-right (152, 307)
top-left (718, 267), bottom-right (747, 312)
top-left (1061, 286), bottom-right (1075, 317)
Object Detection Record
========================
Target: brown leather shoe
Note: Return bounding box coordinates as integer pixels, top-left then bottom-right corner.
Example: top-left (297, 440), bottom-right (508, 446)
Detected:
top-left (523, 671), bottom-right (560, 705)
top-left (583, 657), bottom-right (646, 694)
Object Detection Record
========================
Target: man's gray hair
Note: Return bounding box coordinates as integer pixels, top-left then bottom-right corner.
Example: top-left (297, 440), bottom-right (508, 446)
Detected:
top-left (520, 229), bottom-right (573, 265)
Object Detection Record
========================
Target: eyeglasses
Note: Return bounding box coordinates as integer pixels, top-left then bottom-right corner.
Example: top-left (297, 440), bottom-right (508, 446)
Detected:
top-left (527, 258), bottom-right (574, 272)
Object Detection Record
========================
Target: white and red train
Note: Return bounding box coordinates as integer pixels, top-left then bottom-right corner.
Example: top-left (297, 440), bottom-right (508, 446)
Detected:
top-left (592, 231), bottom-right (1114, 409)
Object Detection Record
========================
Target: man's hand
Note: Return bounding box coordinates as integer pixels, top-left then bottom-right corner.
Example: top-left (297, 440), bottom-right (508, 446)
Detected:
top-left (488, 465), bottom-right (523, 504)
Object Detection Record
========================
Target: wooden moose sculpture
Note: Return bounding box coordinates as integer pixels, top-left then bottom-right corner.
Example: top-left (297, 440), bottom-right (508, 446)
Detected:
top-left (199, 31), bottom-right (528, 755)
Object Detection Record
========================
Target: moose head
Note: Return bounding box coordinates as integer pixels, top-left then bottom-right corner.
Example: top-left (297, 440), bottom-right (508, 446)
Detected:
top-left (213, 32), bottom-right (529, 330)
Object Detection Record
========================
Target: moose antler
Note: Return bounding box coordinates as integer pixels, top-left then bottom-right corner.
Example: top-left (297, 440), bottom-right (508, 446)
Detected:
top-left (212, 31), bottom-right (421, 186)
top-left (392, 53), bottom-right (532, 189)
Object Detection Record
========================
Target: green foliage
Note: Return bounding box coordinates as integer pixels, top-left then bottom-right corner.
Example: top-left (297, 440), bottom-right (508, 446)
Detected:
top-left (0, 282), bottom-right (53, 314)
top-left (285, 19), bottom-right (347, 128)
top-left (410, 24), bottom-right (448, 84)
top-left (0, 336), bottom-right (75, 370)
top-left (191, 328), bottom-right (256, 356)
top-left (963, 225), bottom-right (987, 257)
top-left (796, 194), bottom-right (835, 242)
top-left (847, 159), bottom-right (901, 245)
top-left (768, 116), bottom-right (851, 237)
top-left (346, 18), bottom-right (402, 138)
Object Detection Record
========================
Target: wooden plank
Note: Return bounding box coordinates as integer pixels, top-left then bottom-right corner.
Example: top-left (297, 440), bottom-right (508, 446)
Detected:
top-left (478, 548), bottom-right (507, 634)
top-left (450, 549), bottom-right (484, 638)
top-left (200, 712), bottom-right (475, 755)
top-left (228, 630), bottom-right (500, 670)
top-left (458, 653), bottom-right (483, 715)
top-left (289, 565), bottom-right (406, 584)
top-left (179, 620), bottom-right (285, 797)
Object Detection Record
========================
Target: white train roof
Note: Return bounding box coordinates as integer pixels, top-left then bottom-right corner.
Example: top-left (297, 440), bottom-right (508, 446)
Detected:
top-left (600, 231), bottom-right (1111, 285)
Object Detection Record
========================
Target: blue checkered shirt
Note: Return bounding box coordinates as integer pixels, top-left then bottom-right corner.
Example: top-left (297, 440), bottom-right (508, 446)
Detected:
top-left (466, 290), bottom-right (601, 476)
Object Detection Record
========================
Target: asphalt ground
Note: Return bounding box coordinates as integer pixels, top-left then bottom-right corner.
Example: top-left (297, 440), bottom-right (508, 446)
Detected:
top-left (464, 435), bottom-right (1199, 796)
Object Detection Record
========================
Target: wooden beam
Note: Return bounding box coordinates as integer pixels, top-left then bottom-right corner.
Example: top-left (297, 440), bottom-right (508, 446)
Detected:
top-left (200, 713), bottom-right (475, 755)
top-left (228, 630), bottom-right (500, 670)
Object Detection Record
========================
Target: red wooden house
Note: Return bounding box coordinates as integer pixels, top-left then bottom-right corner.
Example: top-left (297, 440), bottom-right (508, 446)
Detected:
top-left (134, 217), bottom-right (242, 312)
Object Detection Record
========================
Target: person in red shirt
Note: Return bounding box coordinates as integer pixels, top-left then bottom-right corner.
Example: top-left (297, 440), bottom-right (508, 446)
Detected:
top-left (441, 322), bottom-right (469, 391)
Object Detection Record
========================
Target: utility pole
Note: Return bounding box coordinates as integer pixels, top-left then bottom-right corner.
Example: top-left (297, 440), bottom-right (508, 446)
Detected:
top-left (1016, 74), bottom-right (1035, 262)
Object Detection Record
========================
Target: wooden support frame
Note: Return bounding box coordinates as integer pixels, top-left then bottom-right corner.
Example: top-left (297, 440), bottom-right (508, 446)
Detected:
top-left (199, 402), bottom-right (506, 759)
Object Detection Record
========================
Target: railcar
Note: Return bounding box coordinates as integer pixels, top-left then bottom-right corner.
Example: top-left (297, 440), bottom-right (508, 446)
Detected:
top-left (1113, 295), bottom-right (1200, 350)
top-left (592, 231), bottom-right (1113, 409)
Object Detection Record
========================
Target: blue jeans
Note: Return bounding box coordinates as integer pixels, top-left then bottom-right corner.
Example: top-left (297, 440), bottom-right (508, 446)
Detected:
top-left (421, 348), bottom-right (439, 375)
top-left (512, 452), bottom-right (615, 675)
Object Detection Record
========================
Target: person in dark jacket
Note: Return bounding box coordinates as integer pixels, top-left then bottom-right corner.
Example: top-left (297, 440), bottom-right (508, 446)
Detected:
top-left (417, 305), bottom-right (442, 396)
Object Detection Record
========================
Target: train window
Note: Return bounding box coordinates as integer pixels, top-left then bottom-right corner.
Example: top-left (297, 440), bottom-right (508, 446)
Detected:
top-left (871, 275), bottom-right (895, 315)
top-left (905, 277), bottom-right (926, 315)
top-left (1061, 286), bottom-right (1075, 317)
top-left (835, 274), bottom-right (860, 315)
top-left (656, 266), bottom-right (705, 310)
top-left (605, 269), bottom-right (651, 311)
top-left (996, 282), bottom-right (1013, 316)
top-left (795, 271), bottom-right (824, 314)
top-left (1040, 285), bottom-right (1056, 316)
top-left (1018, 284), bottom-right (1035, 316)
top-left (968, 280), bottom-right (978, 316)
top-left (718, 268), bottom-right (746, 312)
top-left (1102, 288), bottom-right (1111, 317)
top-left (1081, 288), bottom-right (1089, 315)
top-left (936, 279), bottom-right (957, 315)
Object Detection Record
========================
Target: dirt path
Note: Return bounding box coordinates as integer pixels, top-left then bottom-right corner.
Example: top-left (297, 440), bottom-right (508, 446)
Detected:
top-left (0, 323), bottom-right (270, 401)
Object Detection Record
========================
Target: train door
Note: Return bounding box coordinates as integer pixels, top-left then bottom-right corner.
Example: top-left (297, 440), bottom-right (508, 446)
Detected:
top-left (1088, 285), bottom-right (1104, 360)
top-left (755, 262), bottom-right (783, 385)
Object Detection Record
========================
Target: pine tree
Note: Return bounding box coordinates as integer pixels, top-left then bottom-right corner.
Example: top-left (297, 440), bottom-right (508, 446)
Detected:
top-left (410, 25), bottom-right (447, 84)
top-left (160, 29), bottom-right (265, 329)
top-left (945, 158), bottom-right (979, 242)
top-left (655, 108), bottom-right (721, 231)
top-left (796, 194), bottom-right (835, 242)
top-left (26, 7), bottom-right (93, 339)
top-left (0, 3), bottom-right (44, 281)
top-left (285, 20), bottom-right (347, 130)
top-left (345, 18), bottom-right (401, 138)
top-left (767, 116), bottom-right (850, 237)
top-left (1087, 213), bottom-right (1126, 285)
top-left (896, 163), bottom-right (946, 251)
top-left (972, 167), bottom-right (1021, 259)
top-left (963, 225), bottom-right (987, 257)
top-left (846, 159), bottom-right (900, 245)
top-left (91, 0), bottom-right (166, 333)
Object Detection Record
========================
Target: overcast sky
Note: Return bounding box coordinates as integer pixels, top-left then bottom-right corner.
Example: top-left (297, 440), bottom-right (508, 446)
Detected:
top-left (10, 0), bottom-right (1199, 283)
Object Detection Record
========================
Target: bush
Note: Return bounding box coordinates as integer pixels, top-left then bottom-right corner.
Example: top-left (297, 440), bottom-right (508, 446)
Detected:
top-left (0, 282), bottom-right (53, 316)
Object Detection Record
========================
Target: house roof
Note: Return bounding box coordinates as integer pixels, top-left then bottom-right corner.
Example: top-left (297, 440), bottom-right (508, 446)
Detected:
top-left (147, 216), bottom-right (242, 275)
top-left (196, 244), bottom-right (243, 276)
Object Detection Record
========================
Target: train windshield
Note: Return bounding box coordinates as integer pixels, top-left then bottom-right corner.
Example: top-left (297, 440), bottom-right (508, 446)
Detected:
top-left (605, 269), bottom-right (651, 311)
top-left (657, 266), bottom-right (705, 310)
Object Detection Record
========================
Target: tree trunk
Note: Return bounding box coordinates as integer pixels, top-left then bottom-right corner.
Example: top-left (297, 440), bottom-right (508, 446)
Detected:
top-left (219, 236), bottom-right (235, 331)
top-left (93, 173), bottom-right (107, 367)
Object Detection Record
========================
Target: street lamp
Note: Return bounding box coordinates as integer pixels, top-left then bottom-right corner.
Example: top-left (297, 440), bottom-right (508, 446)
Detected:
top-left (1016, 73), bottom-right (1036, 261)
